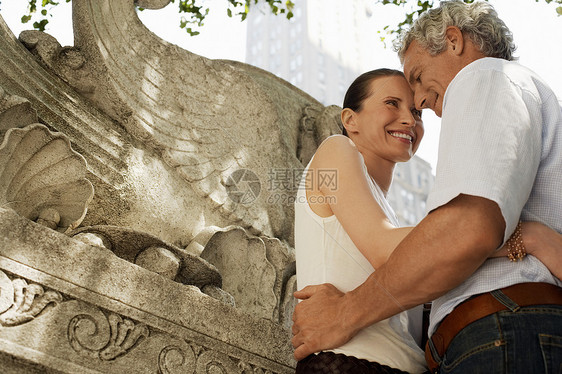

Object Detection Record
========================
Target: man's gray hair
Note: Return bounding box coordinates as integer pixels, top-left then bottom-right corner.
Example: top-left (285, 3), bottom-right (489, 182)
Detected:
top-left (395, 0), bottom-right (517, 63)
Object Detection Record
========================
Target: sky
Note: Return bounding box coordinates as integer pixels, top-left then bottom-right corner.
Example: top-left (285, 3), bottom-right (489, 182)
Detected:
top-left (1, 0), bottom-right (561, 171)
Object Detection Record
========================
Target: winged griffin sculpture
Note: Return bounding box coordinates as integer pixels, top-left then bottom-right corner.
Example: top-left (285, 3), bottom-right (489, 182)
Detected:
top-left (0, 0), bottom-right (345, 371)
top-left (18, 0), bottom-right (341, 246)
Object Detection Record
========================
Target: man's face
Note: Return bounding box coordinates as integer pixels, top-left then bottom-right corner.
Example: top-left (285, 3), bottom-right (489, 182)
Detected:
top-left (403, 41), bottom-right (460, 118)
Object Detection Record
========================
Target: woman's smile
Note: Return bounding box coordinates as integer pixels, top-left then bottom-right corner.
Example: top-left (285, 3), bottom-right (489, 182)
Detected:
top-left (388, 131), bottom-right (414, 144)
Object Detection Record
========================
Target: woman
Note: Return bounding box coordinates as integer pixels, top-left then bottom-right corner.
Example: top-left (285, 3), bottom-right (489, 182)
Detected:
top-left (294, 69), bottom-right (561, 373)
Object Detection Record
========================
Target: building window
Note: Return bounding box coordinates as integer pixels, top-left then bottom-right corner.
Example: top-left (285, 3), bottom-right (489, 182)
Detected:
top-left (290, 59), bottom-right (297, 71)
top-left (338, 66), bottom-right (344, 79)
top-left (407, 192), bottom-right (414, 206)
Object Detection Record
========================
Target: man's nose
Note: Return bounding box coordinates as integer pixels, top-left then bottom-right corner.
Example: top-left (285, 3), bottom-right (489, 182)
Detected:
top-left (414, 91), bottom-right (428, 110)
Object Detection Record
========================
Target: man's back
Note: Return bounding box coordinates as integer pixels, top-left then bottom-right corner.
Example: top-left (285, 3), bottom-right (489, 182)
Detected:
top-left (428, 57), bottom-right (562, 334)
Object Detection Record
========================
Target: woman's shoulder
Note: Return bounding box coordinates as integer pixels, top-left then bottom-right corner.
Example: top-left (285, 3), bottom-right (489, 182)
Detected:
top-left (316, 135), bottom-right (357, 157)
top-left (311, 135), bottom-right (363, 172)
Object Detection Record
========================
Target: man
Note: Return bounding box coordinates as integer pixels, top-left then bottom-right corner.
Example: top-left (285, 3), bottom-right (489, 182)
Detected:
top-left (291, 1), bottom-right (562, 372)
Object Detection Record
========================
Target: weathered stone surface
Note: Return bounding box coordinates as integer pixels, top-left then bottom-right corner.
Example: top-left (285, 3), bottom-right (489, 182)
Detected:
top-left (261, 236), bottom-right (297, 326)
top-left (0, 208), bottom-right (295, 372)
top-left (0, 124), bottom-right (94, 233)
top-left (22, 0), bottom-right (342, 245)
top-left (0, 13), bottom-right (224, 248)
top-left (19, 30), bottom-right (96, 96)
top-left (135, 246), bottom-right (181, 280)
top-left (280, 275), bottom-right (298, 331)
top-left (70, 225), bottom-right (222, 289)
top-left (200, 227), bottom-right (278, 321)
top-left (134, 0), bottom-right (171, 9)
top-left (0, 87), bottom-right (37, 137)
top-left (198, 227), bottom-right (296, 323)
top-left (201, 285), bottom-right (236, 307)
top-left (0, 0), bottom-right (343, 246)
top-left (0, 0), bottom-right (323, 369)
top-left (297, 104), bottom-right (343, 166)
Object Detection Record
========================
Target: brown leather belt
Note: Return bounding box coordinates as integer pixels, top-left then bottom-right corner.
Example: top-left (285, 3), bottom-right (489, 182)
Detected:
top-left (425, 282), bottom-right (562, 373)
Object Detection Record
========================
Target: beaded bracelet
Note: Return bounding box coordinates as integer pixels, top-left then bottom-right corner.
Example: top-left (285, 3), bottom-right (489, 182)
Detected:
top-left (505, 221), bottom-right (526, 262)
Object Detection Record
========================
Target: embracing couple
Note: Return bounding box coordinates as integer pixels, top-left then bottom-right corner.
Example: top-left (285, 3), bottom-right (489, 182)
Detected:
top-left (292, 1), bottom-right (562, 373)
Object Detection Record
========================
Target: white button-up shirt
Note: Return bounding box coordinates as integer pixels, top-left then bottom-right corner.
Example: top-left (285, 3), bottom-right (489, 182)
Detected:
top-left (426, 57), bottom-right (562, 335)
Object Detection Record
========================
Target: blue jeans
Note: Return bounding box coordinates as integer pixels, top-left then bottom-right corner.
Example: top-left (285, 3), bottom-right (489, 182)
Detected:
top-left (430, 291), bottom-right (562, 374)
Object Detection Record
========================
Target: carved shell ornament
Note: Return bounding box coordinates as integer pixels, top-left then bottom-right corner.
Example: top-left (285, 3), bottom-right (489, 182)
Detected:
top-left (0, 124), bottom-right (94, 233)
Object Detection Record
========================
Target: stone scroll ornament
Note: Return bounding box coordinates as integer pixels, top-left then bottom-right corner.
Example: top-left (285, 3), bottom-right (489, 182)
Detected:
top-left (0, 270), bottom-right (63, 327)
top-left (158, 343), bottom-right (275, 374)
top-left (0, 124), bottom-right (94, 233)
top-left (67, 309), bottom-right (149, 361)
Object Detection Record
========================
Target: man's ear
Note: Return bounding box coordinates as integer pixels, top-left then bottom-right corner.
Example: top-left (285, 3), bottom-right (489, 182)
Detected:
top-left (341, 108), bottom-right (358, 134)
top-left (445, 26), bottom-right (464, 56)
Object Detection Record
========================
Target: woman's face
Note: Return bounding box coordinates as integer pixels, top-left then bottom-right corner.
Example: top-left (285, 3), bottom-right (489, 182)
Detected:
top-left (351, 75), bottom-right (424, 163)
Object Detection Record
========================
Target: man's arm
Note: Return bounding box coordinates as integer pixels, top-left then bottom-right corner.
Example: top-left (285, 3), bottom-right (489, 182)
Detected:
top-left (291, 194), bottom-right (505, 360)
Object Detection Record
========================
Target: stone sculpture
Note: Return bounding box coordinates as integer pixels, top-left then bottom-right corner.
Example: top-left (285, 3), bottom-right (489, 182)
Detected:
top-left (0, 123), bottom-right (94, 233)
top-left (0, 0), bottom-right (343, 372)
top-left (19, 0), bottom-right (342, 246)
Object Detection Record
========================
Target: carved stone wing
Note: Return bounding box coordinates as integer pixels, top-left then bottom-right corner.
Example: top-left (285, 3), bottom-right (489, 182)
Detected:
top-left (19, 0), bottom-right (332, 243)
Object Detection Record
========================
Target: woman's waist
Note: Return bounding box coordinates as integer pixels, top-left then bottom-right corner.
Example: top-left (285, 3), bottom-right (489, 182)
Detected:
top-left (327, 320), bottom-right (426, 372)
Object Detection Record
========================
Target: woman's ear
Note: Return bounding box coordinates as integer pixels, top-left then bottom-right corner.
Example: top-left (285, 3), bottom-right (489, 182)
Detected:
top-left (341, 108), bottom-right (358, 134)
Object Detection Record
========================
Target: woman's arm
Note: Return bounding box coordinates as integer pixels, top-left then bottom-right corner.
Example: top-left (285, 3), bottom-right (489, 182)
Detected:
top-left (518, 222), bottom-right (561, 279)
top-left (308, 136), bottom-right (412, 269)
top-left (491, 221), bottom-right (561, 279)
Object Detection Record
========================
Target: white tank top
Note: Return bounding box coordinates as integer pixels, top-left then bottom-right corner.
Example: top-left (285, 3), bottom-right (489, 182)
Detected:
top-left (294, 140), bottom-right (427, 373)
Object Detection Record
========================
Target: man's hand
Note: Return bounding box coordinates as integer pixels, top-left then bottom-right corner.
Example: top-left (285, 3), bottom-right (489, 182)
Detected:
top-left (291, 284), bottom-right (359, 361)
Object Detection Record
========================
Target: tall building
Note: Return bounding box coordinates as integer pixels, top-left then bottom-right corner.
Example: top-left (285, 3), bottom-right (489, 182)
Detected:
top-left (387, 156), bottom-right (434, 226)
top-left (245, 0), bottom-right (434, 225)
top-left (246, 0), bottom-right (378, 105)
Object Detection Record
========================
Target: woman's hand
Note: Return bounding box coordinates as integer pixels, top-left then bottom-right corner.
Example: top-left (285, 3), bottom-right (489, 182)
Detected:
top-left (491, 222), bottom-right (561, 280)
top-left (521, 222), bottom-right (561, 279)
